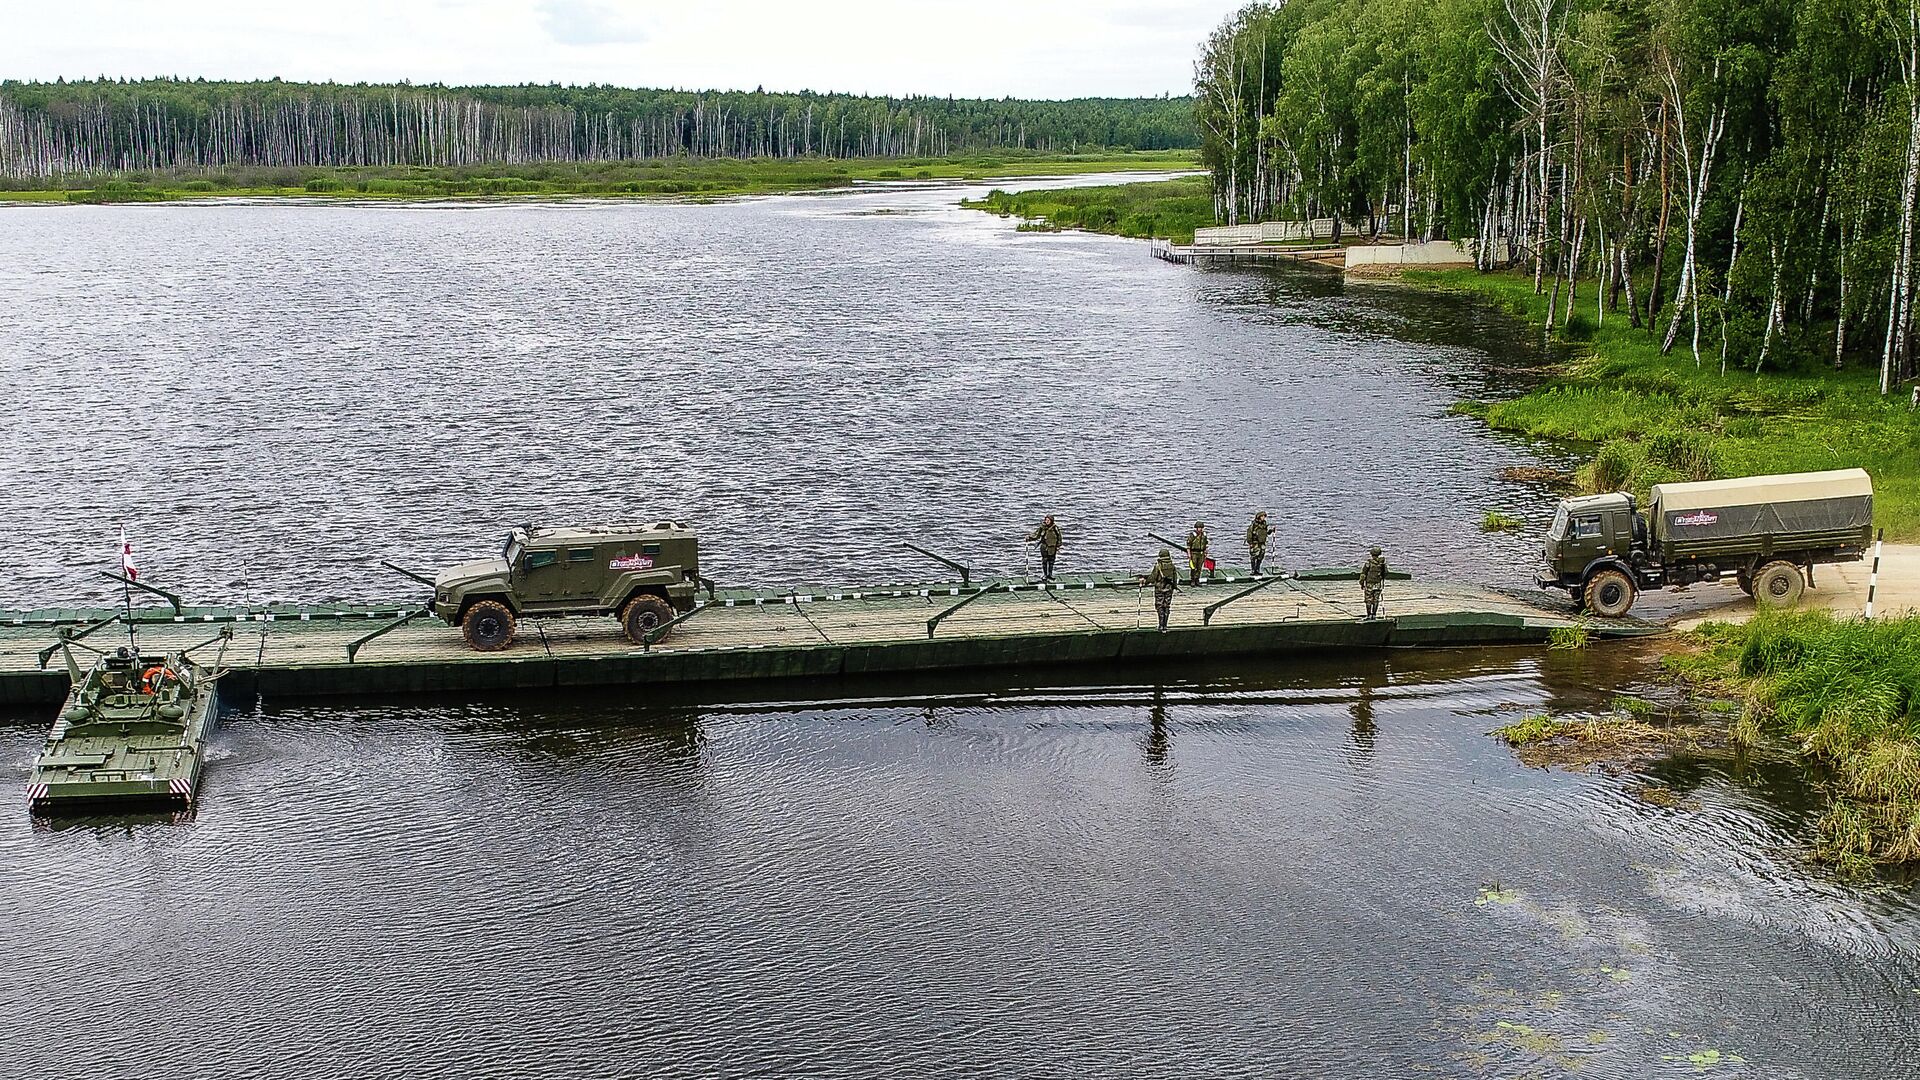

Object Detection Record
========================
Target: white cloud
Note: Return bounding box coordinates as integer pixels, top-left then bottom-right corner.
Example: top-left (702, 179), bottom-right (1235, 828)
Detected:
top-left (539, 0), bottom-right (651, 47)
top-left (0, 0), bottom-right (1241, 97)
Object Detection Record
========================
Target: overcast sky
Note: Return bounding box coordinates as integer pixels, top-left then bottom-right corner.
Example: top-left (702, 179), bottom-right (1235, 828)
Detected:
top-left (4, 0), bottom-right (1238, 99)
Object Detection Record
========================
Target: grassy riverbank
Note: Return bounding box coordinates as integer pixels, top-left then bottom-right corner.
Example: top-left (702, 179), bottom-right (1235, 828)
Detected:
top-left (1668, 611), bottom-right (1920, 875)
top-left (1429, 270), bottom-right (1920, 541)
top-left (0, 150), bottom-right (1197, 204)
top-left (961, 176), bottom-right (1212, 242)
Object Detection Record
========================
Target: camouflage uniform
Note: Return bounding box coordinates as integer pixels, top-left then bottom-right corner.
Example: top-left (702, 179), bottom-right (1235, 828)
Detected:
top-left (1185, 523), bottom-right (1209, 586)
top-left (1027, 517), bottom-right (1063, 582)
top-left (1245, 512), bottom-right (1272, 575)
top-left (1360, 547), bottom-right (1388, 620)
top-left (1147, 549), bottom-right (1180, 630)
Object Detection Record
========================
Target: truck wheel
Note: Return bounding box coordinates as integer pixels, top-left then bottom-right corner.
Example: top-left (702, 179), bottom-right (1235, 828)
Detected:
top-left (1583, 569), bottom-right (1637, 618)
top-left (622, 595), bottom-right (675, 645)
top-left (1753, 561), bottom-right (1806, 607)
top-left (461, 600), bottom-right (516, 651)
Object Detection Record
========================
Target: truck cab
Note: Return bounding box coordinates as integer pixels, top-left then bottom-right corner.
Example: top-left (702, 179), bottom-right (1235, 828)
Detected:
top-left (1536, 492), bottom-right (1650, 617)
top-left (1540, 493), bottom-right (1640, 581)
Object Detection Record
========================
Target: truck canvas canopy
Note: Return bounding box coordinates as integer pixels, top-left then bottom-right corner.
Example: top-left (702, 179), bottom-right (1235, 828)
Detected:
top-left (1649, 469), bottom-right (1873, 545)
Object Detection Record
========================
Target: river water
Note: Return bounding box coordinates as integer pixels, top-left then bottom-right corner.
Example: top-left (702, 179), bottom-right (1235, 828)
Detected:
top-left (1, 178), bottom-right (1913, 1078)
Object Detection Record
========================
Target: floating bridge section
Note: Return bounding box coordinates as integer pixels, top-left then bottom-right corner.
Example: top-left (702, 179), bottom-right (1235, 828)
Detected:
top-left (0, 569), bottom-right (1659, 706)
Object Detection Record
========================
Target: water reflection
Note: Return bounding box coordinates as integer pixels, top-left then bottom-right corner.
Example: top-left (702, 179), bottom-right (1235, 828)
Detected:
top-left (1143, 686), bottom-right (1172, 770)
top-left (1349, 677), bottom-right (1379, 753)
top-left (5, 645), bottom-right (1918, 1076)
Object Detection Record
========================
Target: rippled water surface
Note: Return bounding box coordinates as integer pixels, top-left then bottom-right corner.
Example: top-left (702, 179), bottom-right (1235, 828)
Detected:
top-left (1, 174), bottom-right (1560, 605)
top-left (2, 180), bottom-right (1914, 1078)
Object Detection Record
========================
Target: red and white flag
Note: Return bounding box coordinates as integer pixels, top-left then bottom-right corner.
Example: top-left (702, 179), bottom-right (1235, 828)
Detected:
top-left (119, 526), bottom-right (138, 582)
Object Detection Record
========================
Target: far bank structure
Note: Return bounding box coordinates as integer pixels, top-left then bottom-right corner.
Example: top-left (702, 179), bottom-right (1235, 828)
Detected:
top-left (1150, 219), bottom-right (1480, 274)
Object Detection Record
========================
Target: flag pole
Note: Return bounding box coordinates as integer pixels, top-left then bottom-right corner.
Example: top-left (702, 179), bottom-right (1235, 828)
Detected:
top-left (121, 525), bottom-right (136, 653)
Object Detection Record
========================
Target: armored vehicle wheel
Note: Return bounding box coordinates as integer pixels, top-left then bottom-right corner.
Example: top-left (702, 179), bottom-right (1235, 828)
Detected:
top-left (1753, 561), bottom-right (1806, 607)
top-left (1736, 567), bottom-right (1755, 596)
top-left (462, 600), bottom-right (517, 651)
top-left (622, 595), bottom-right (675, 645)
top-left (1583, 568), bottom-right (1637, 618)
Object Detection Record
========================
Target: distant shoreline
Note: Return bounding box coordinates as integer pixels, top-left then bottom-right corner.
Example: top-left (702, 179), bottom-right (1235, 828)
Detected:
top-left (0, 151), bottom-right (1198, 205)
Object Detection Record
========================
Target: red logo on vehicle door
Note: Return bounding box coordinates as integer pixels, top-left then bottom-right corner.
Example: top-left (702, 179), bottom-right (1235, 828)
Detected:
top-left (609, 554), bottom-right (654, 570)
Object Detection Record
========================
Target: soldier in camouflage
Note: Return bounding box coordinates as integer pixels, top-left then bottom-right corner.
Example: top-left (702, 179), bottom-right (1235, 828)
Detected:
top-left (1360, 546), bottom-right (1388, 620)
top-left (1185, 522), bottom-right (1209, 586)
top-left (1027, 515), bottom-right (1063, 582)
top-left (1146, 548), bottom-right (1180, 630)
top-left (1245, 511), bottom-right (1272, 575)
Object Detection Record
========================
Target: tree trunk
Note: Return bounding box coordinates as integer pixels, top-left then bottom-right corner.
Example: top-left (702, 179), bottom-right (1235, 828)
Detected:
top-left (1719, 184), bottom-right (1745, 375)
top-left (1618, 240), bottom-right (1639, 325)
top-left (1885, 1), bottom-right (1920, 394)
top-left (1649, 100), bottom-right (1671, 326)
top-left (1758, 237), bottom-right (1788, 374)
top-left (1660, 64), bottom-right (1727, 364)
top-left (1836, 202), bottom-right (1855, 370)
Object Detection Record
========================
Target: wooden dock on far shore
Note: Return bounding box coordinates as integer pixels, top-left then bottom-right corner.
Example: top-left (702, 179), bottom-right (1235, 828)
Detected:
top-left (1151, 239), bottom-right (1348, 269)
top-left (0, 570), bottom-right (1658, 706)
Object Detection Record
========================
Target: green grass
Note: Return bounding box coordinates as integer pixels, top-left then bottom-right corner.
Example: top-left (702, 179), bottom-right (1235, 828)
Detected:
top-left (0, 150), bottom-right (1199, 204)
top-left (1493, 713), bottom-right (1561, 745)
top-left (960, 176), bottom-right (1214, 242)
top-left (1424, 268), bottom-right (1920, 540)
top-left (1680, 610), bottom-right (1920, 870)
top-left (1480, 510), bottom-right (1524, 532)
top-left (1547, 622), bottom-right (1591, 650)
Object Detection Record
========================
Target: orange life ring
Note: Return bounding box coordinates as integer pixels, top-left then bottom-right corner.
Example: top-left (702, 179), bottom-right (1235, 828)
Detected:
top-left (141, 665), bottom-right (171, 693)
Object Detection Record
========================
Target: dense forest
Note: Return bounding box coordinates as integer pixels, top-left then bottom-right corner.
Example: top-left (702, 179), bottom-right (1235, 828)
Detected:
top-left (0, 79), bottom-right (1195, 178)
top-left (1194, 0), bottom-right (1920, 392)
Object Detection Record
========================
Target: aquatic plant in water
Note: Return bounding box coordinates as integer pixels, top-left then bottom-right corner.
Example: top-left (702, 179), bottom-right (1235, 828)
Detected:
top-left (1547, 623), bottom-right (1591, 650)
top-left (1493, 714), bottom-right (1559, 745)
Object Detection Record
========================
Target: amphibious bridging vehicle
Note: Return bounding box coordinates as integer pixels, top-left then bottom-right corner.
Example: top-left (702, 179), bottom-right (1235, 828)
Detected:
top-left (27, 629), bottom-right (230, 812)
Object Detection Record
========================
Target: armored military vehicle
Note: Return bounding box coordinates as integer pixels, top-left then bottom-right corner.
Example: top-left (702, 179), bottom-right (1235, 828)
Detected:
top-left (1536, 468), bottom-right (1874, 617)
top-left (430, 522), bottom-right (702, 650)
top-left (28, 631), bottom-right (229, 811)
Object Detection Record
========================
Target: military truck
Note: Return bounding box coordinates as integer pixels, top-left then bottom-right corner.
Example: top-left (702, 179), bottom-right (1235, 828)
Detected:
top-left (1535, 468), bottom-right (1874, 617)
top-left (430, 522), bottom-right (702, 650)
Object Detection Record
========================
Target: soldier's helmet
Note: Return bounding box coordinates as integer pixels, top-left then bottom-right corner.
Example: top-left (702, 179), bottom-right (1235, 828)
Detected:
top-left (1370, 546), bottom-right (1383, 556)
top-left (1256, 511), bottom-right (1267, 518)
top-left (1195, 521), bottom-right (1205, 529)
top-left (1158, 548), bottom-right (1171, 559)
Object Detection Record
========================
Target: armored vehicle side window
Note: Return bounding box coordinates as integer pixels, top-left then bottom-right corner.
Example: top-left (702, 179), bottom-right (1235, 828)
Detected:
top-left (526, 549), bottom-right (559, 569)
top-left (1573, 516), bottom-right (1603, 539)
top-left (568, 548), bottom-right (595, 563)
top-left (1549, 505), bottom-right (1570, 540)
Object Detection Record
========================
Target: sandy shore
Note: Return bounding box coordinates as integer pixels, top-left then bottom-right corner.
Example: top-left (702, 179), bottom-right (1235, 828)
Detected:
top-left (1669, 542), bottom-right (1917, 630)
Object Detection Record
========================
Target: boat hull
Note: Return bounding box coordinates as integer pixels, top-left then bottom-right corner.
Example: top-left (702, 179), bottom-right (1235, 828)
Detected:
top-left (27, 677), bottom-right (219, 814)
top-left (27, 773), bottom-right (198, 809)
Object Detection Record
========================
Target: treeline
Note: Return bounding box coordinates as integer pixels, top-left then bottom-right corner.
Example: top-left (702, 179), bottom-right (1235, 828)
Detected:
top-left (0, 78), bottom-right (1197, 179)
top-left (1194, 0), bottom-right (1920, 392)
